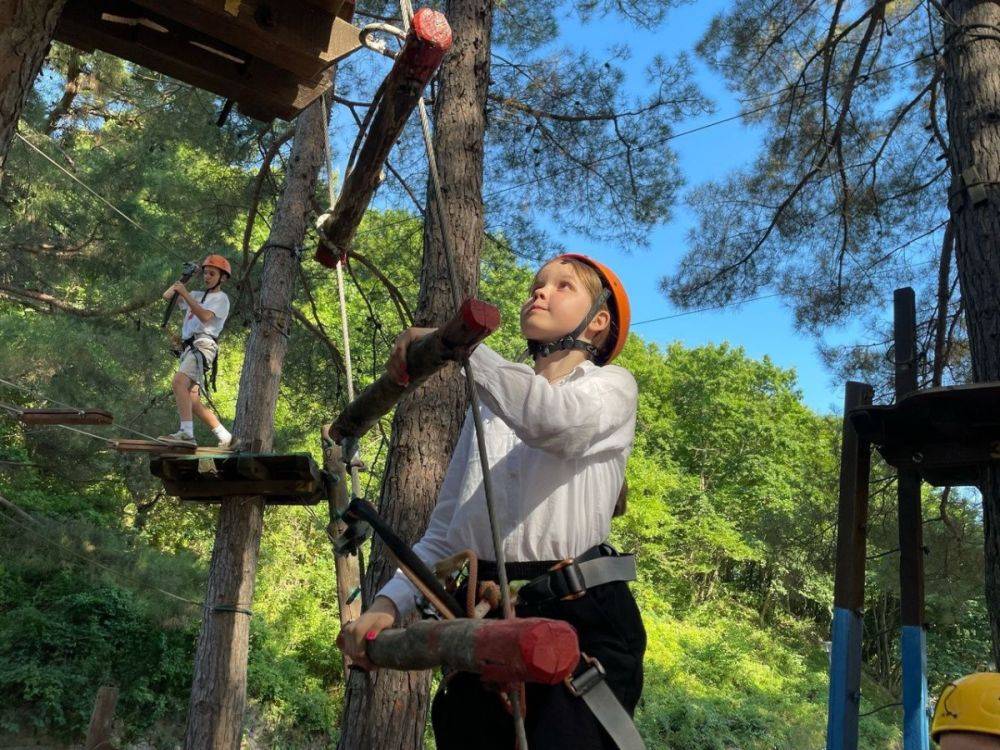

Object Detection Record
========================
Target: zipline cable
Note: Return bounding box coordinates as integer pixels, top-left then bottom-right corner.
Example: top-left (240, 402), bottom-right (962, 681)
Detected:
top-left (13, 128), bottom-right (191, 268)
top-left (0, 490), bottom-right (206, 609)
top-left (0, 375), bottom-right (168, 445)
top-left (397, 1), bottom-right (528, 745)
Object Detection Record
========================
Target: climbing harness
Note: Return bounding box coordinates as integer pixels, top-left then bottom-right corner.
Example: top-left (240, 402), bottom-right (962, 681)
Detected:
top-left (507, 545), bottom-right (637, 607)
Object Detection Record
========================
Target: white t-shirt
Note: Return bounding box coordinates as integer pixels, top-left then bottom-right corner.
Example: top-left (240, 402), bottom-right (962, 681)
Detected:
top-left (179, 290), bottom-right (230, 340)
top-left (376, 344), bottom-right (638, 617)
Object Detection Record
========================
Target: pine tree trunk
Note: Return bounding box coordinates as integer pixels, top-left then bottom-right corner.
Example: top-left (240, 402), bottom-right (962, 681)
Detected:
top-left (337, 0), bottom-right (493, 746)
top-left (183, 92), bottom-right (333, 749)
top-left (0, 0), bottom-right (67, 178)
top-left (942, 0), bottom-right (1000, 666)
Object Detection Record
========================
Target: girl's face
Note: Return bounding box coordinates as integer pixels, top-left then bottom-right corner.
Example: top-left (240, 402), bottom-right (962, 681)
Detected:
top-left (202, 266), bottom-right (222, 288)
top-left (520, 260), bottom-right (600, 342)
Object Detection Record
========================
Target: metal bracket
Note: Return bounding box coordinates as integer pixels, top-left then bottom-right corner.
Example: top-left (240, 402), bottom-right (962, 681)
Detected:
top-left (949, 164), bottom-right (990, 212)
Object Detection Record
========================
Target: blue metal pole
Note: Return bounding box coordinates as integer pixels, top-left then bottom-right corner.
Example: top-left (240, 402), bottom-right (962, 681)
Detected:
top-left (827, 607), bottom-right (864, 750)
top-left (901, 625), bottom-right (930, 750)
top-left (825, 381), bottom-right (873, 750)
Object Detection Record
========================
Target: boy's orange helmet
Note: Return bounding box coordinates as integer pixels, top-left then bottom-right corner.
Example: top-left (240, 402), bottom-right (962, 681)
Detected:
top-left (202, 254), bottom-right (232, 277)
top-left (557, 253), bottom-right (631, 363)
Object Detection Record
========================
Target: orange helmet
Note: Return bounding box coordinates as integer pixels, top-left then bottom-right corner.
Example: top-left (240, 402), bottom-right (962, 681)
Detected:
top-left (557, 253), bottom-right (631, 364)
top-left (202, 254), bottom-right (232, 277)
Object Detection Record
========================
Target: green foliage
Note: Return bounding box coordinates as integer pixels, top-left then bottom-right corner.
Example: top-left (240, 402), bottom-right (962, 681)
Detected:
top-left (0, 548), bottom-right (196, 742)
top-left (636, 602), bottom-right (901, 749)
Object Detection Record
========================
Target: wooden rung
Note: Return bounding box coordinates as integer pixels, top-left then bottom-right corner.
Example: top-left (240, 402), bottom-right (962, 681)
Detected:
top-left (19, 408), bottom-right (113, 426)
top-left (150, 452), bottom-right (324, 504)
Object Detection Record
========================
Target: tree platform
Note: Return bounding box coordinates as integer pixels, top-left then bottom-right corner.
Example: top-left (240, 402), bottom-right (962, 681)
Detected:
top-left (849, 382), bottom-right (1000, 487)
top-left (150, 452), bottom-right (325, 504)
top-left (18, 408), bottom-right (113, 426)
top-left (112, 439), bottom-right (233, 456)
top-left (54, 0), bottom-right (363, 121)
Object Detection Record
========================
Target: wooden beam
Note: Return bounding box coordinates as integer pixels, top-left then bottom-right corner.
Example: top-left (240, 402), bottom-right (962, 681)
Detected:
top-left (128, 0), bottom-right (357, 80)
top-left (55, 0), bottom-right (333, 121)
top-left (160, 478), bottom-right (320, 498)
top-left (113, 438), bottom-right (193, 454)
top-left (316, 7), bottom-right (452, 266)
top-left (18, 408), bottom-right (113, 426)
top-left (332, 298), bottom-right (499, 442)
top-left (358, 618), bottom-right (580, 685)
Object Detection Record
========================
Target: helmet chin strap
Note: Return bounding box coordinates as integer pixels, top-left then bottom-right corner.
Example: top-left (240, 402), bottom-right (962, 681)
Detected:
top-left (527, 287), bottom-right (611, 364)
top-left (201, 272), bottom-right (227, 300)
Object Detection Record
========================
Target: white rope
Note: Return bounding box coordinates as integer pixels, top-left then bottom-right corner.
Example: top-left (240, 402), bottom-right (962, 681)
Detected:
top-left (320, 91), bottom-right (364, 503)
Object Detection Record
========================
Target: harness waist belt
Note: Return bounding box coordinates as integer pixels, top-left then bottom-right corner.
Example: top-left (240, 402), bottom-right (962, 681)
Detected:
top-left (182, 333), bottom-right (219, 350)
top-left (516, 554), bottom-right (636, 605)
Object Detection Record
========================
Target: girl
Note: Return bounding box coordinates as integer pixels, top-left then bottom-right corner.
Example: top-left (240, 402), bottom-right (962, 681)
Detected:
top-left (340, 254), bottom-right (644, 749)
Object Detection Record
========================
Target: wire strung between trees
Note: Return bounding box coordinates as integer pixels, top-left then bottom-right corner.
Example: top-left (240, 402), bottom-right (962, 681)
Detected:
top-left (0, 374), bottom-right (167, 445)
top-left (0, 490), bottom-right (205, 609)
top-left (13, 128), bottom-right (192, 268)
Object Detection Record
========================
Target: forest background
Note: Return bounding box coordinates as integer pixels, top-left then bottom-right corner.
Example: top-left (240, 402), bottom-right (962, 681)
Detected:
top-left (0, 0), bottom-right (992, 748)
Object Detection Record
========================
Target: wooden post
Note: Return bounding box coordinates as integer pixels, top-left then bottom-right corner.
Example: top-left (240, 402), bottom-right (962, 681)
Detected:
top-left (315, 8), bottom-right (452, 266)
top-left (183, 85), bottom-right (333, 750)
top-left (893, 287), bottom-right (929, 750)
top-left (825, 381), bottom-right (873, 750)
top-left (85, 685), bottom-right (118, 750)
top-left (360, 618), bottom-right (580, 684)
top-left (321, 425), bottom-right (362, 634)
top-left (0, 0), bottom-right (68, 178)
top-left (332, 298), bottom-right (499, 443)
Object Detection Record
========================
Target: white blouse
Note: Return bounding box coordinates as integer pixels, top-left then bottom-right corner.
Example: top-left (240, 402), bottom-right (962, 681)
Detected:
top-left (376, 344), bottom-right (638, 617)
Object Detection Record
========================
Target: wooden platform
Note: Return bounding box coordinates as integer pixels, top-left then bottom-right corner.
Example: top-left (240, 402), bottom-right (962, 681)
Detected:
top-left (150, 452), bottom-right (325, 504)
top-left (112, 438), bottom-right (234, 456)
top-left (849, 382), bottom-right (1000, 487)
top-left (54, 0), bottom-right (363, 121)
top-left (18, 408), bottom-right (113, 426)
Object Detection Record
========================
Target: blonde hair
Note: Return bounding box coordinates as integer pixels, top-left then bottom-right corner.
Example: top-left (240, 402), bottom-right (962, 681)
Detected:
top-left (539, 257), bottom-right (612, 358)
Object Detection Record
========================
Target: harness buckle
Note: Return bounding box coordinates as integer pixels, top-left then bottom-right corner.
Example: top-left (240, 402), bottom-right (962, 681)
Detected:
top-left (549, 558), bottom-right (587, 601)
top-left (566, 654), bottom-right (606, 698)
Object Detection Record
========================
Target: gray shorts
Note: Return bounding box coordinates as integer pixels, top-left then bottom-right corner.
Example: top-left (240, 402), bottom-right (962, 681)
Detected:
top-left (178, 339), bottom-right (217, 388)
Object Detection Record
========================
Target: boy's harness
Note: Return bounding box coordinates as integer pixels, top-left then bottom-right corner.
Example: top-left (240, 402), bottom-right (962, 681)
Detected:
top-left (180, 333), bottom-right (220, 393)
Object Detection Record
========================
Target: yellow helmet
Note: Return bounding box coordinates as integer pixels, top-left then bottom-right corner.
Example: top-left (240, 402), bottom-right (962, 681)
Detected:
top-left (932, 672), bottom-right (1000, 741)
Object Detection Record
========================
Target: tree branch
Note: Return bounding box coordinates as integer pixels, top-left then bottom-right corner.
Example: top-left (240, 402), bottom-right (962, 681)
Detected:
top-left (0, 285), bottom-right (159, 318)
top-left (347, 249), bottom-right (414, 326)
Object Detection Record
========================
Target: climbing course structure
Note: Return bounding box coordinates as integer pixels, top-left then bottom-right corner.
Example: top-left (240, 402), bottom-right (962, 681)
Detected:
top-left (827, 287), bottom-right (1000, 750)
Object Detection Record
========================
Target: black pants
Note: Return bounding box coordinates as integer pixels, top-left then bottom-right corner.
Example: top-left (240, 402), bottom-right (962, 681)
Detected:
top-left (431, 567), bottom-right (646, 750)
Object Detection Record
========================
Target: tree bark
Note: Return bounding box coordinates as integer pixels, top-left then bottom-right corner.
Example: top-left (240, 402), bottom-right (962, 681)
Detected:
top-left (942, 0), bottom-right (1000, 666)
top-left (84, 685), bottom-right (118, 750)
top-left (0, 0), bottom-right (67, 178)
top-left (183, 89), bottom-right (333, 748)
top-left (337, 0), bottom-right (493, 745)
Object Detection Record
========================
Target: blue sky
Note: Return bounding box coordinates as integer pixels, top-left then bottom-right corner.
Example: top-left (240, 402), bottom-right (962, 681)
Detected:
top-left (535, 1), bottom-right (856, 414)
